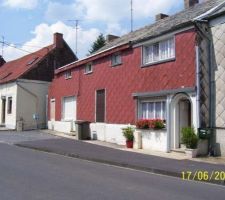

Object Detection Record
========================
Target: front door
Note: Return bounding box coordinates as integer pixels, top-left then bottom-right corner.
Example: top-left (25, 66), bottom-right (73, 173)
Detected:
top-left (50, 99), bottom-right (55, 121)
top-left (1, 98), bottom-right (6, 124)
top-left (96, 89), bottom-right (105, 122)
top-left (178, 99), bottom-right (191, 147)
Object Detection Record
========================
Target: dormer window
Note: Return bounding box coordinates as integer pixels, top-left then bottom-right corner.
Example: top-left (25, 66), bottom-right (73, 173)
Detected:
top-left (111, 53), bottom-right (122, 66)
top-left (143, 37), bottom-right (175, 65)
top-left (84, 63), bottom-right (93, 74)
top-left (65, 71), bottom-right (72, 79)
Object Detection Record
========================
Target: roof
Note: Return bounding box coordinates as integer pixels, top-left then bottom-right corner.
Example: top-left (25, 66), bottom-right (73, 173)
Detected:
top-left (56, 0), bottom-right (224, 74)
top-left (96, 0), bottom-right (224, 53)
top-left (0, 44), bottom-right (54, 84)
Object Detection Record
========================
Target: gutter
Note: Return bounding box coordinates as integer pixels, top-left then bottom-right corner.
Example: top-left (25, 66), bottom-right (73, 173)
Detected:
top-left (193, 1), bottom-right (225, 21)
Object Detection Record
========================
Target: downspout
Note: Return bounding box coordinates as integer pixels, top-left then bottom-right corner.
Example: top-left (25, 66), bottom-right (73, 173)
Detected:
top-left (195, 45), bottom-right (200, 129)
top-left (193, 20), bottom-right (214, 154)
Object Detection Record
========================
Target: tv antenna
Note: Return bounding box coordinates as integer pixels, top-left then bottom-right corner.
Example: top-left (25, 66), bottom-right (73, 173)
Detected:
top-left (68, 19), bottom-right (80, 55)
top-left (1, 36), bottom-right (4, 57)
top-left (131, 0), bottom-right (133, 32)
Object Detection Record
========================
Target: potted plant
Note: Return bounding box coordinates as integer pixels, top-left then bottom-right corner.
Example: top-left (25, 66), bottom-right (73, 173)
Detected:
top-left (122, 126), bottom-right (134, 148)
top-left (181, 127), bottom-right (199, 158)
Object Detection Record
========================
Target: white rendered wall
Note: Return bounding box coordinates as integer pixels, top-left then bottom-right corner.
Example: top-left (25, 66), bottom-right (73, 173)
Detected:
top-left (90, 123), bottom-right (133, 145)
top-left (0, 82), bottom-right (17, 129)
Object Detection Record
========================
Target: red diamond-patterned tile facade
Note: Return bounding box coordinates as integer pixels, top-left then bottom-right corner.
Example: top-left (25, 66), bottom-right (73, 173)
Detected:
top-left (49, 29), bottom-right (196, 124)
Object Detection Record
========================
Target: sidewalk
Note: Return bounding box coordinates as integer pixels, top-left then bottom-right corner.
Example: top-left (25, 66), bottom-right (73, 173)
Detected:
top-left (15, 137), bottom-right (225, 185)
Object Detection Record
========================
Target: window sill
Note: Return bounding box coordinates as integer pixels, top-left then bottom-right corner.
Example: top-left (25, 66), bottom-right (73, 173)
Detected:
top-left (84, 71), bottom-right (93, 75)
top-left (142, 57), bottom-right (175, 68)
top-left (111, 63), bottom-right (122, 67)
top-left (65, 76), bottom-right (72, 80)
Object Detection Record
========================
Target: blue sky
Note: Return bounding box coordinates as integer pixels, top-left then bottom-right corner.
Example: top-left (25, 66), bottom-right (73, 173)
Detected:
top-left (0, 0), bottom-right (185, 61)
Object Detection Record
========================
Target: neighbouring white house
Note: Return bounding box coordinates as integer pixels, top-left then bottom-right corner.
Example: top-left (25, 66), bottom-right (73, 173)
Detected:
top-left (0, 33), bottom-right (77, 130)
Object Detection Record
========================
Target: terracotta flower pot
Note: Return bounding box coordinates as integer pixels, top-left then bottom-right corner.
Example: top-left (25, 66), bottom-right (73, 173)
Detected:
top-left (126, 140), bottom-right (133, 148)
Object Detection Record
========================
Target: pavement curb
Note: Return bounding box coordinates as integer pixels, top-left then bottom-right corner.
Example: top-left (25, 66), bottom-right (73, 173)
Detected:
top-left (15, 143), bottom-right (225, 186)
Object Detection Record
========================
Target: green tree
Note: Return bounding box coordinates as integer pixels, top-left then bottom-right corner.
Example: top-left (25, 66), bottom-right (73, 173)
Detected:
top-left (89, 33), bottom-right (106, 54)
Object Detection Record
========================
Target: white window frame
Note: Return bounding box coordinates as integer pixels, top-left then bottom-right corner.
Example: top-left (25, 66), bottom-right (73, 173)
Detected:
top-left (84, 63), bottom-right (93, 74)
top-left (139, 99), bottom-right (166, 120)
top-left (142, 37), bottom-right (175, 66)
top-left (65, 70), bottom-right (72, 79)
top-left (111, 53), bottom-right (122, 66)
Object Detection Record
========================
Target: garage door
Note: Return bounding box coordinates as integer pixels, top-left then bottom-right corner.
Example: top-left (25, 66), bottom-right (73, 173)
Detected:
top-left (63, 96), bottom-right (76, 121)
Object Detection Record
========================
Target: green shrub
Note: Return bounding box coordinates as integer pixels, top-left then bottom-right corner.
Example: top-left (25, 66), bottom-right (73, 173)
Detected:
top-left (181, 127), bottom-right (198, 149)
top-left (122, 126), bottom-right (134, 141)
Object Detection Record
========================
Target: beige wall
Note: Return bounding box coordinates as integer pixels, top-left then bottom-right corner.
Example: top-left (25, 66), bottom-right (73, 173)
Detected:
top-left (210, 15), bottom-right (225, 156)
top-left (16, 79), bottom-right (50, 130)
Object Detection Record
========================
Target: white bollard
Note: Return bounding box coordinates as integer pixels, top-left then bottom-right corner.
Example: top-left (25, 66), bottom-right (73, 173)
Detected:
top-left (133, 130), bottom-right (142, 149)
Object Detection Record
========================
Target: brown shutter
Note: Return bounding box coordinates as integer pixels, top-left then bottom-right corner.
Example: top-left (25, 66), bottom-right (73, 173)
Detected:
top-left (96, 90), bottom-right (105, 122)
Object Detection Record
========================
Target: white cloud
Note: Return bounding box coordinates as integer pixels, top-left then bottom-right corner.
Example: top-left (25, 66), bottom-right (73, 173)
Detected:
top-left (45, 1), bottom-right (85, 22)
top-left (76, 0), bottom-right (180, 22)
top-left (3, 21), bottom-right (100, 61)
top-left (2, 0), bottom-right (39, 9)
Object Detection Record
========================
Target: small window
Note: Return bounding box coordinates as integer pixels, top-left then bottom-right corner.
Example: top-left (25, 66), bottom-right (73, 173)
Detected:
top-left (84, 63), bottom-right (93, 74)
top-left (111, 53), bottom-right (122, 66)
top-left (140, 101), bottom-right (166, 120)
top-left (7, 97), bottom-right (12, 114)
top-left (143, 37), bottom-right (175, 65)
top-left (65, 71), bottom-right (72, 79)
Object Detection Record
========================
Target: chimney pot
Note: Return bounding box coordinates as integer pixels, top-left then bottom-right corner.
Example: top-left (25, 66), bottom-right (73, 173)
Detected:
top-left (54, 32), bottom-right (64, 48)
top-left (156, 13), bottom-right (169, 21)
top-left (106, 34), bottom-right (120, 43)
top-left (184, 0), bottom-right (199, 9)
top-left (0, 55), bottom-right (6, 67)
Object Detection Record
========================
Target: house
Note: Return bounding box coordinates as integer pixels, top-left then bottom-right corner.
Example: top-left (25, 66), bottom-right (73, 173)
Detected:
top-left (192, 1), bottom-right (225, 156)
top-left (48, 0), bottom-right (225, 155)
top-left (0, 33), bottom-right (77, 130)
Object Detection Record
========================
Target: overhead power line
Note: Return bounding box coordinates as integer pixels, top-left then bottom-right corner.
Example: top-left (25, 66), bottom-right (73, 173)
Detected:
top-left (0, 41), bottom-right (43, 57)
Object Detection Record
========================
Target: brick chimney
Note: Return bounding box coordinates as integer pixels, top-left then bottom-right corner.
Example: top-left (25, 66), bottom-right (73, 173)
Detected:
top-left (106, 34), bottom-right (120, 43)
top-left (184, 0), bottom-right (199, 9)
top-left (53, 32), bottom-right (64, 48)
top-left (0, 55), bottom-right (6, 67)
top-left (155, 13), bottom-right (169, 21)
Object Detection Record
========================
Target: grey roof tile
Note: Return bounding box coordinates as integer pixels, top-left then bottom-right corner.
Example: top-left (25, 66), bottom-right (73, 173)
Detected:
top-left (96, 0), bottom-right (224, 53)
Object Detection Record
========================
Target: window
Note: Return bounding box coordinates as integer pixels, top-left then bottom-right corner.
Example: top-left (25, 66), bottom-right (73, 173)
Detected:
top-left (84, 63), bottom-right (93, 74)
top-left (140, 101), bottom-right (166, 120)
top-left (143, 37), bottom-right (175, 65)
top-left (62, 96), bottom-right (76, 121)
top-left (111, 53), bottom-right (122, 66)
top-left (7, 97), bottom-right (12, 114)
top-left (65, 71), bottom-right (72, 79)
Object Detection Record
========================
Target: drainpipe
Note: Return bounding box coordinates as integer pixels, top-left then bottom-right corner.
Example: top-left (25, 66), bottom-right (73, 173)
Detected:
top-left (195, 45), bottom-right (200, 129)
top-left (166, 95), bottom-right (172, 152)
top-left (193, 21), bottom-right (214, 154)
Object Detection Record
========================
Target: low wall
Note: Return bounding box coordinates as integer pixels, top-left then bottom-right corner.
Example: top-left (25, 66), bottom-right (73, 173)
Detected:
top-left (215, 129), bottom-right (225, 156)
top-left (90, 123), bottom-right (132, 145)
top-left (135, 129), bottom-right (167, 152)
top-left (48, 121), bottom-right (75, 134)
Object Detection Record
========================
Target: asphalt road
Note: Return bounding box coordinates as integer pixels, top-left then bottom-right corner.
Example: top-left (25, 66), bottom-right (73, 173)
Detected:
top-left (0, 143), bottom-right (225, 200)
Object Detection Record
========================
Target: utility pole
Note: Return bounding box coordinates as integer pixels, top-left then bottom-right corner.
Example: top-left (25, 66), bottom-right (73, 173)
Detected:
top-left (131, 0), bottom-right (133, 32)
top-left (68, 19), bottom-right (80, 55)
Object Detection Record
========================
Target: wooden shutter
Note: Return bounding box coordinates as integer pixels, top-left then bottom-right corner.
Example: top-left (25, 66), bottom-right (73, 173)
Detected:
top-left (96, 90), bottom-right (105, 122)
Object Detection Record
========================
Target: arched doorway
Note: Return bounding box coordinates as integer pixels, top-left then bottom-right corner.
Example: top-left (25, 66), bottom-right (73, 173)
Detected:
top-left (171, 93), bottom-right (192, 149)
